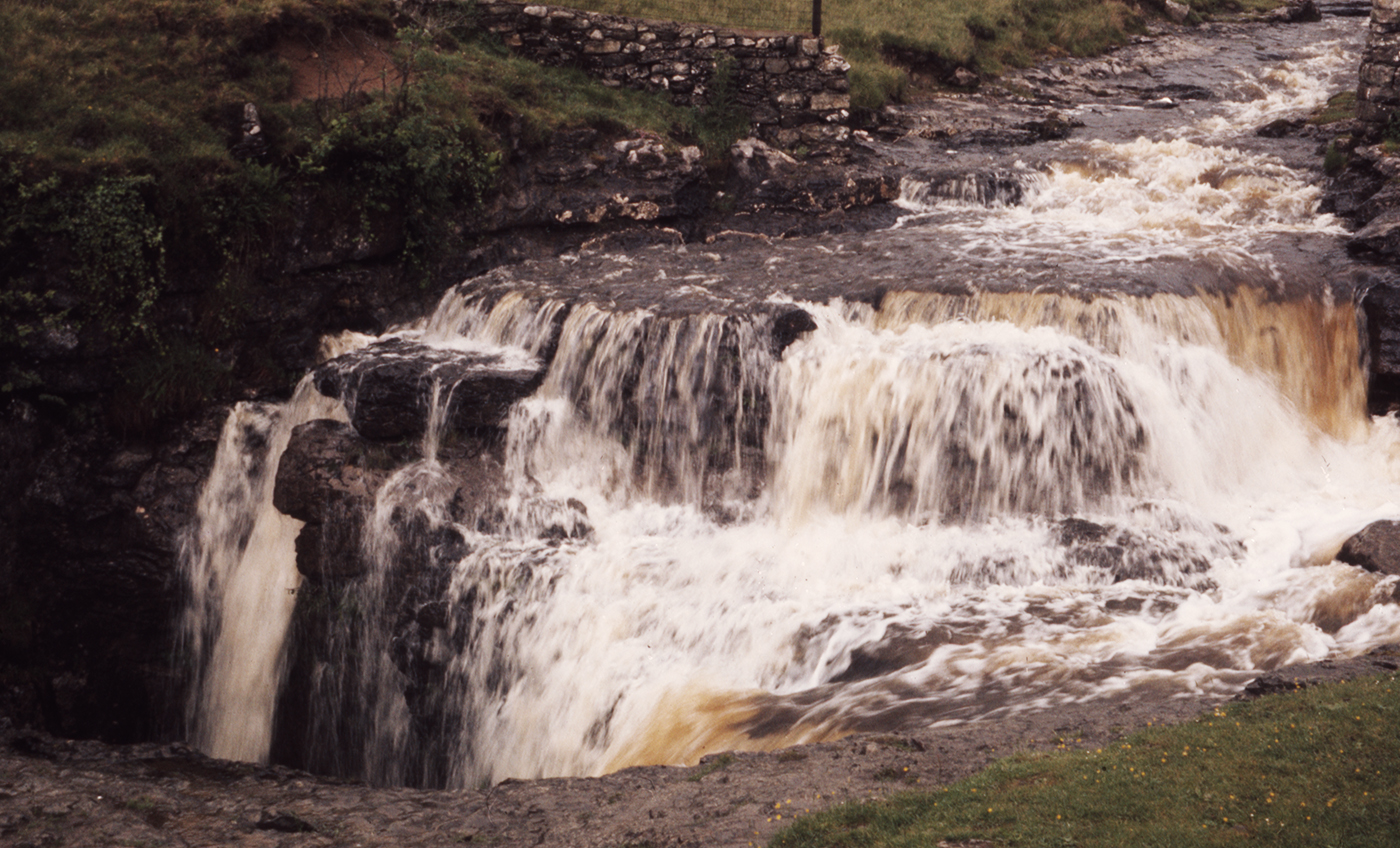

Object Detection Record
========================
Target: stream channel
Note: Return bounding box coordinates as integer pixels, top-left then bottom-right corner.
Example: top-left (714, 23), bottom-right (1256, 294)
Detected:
top-left (179, 14), bottom-right (1400, 794)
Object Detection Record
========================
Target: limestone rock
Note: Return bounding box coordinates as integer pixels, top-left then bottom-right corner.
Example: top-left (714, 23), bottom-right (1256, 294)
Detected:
top-left (1338, 520), bottom-right (1400, 575)
top-left (730, 137), bottom-right (798, 185)
top-left (1362, 284), bottom-right (1400, 412)
top-left (1267, 0), bottom-right (1322, 22)
top-left (313, 338), bottom-right (545, 441)
top-left (1348, 208), bottom-right (1400, 259)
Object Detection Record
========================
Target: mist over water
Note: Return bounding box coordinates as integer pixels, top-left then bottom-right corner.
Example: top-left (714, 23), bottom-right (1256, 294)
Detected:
top-left (179, 17), bottom-right (1400, 787)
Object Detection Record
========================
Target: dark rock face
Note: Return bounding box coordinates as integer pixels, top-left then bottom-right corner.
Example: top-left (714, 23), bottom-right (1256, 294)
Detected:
top-left (273, 419), bottom-right (407, 581)
top-left (268, 420), bottom-right (521, 785)
top-left (1268, 0), bottom-right (1323, 23)
top-left (0, 400), bottom-right (226, 743)
top-left (1338, 520), bottom-right (1400, 575)
top-left (313, 339), bottom-right (546, 442)
top-left (1361, 285), bottom-right (1400, 413)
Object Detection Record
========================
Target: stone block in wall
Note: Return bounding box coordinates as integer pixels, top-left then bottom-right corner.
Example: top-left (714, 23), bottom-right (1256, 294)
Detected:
top-left (1361, 99), bottom-right (1392, 123)
top-left (1363, 63), bottom-right (1398, 88)
top-left (810, 92), bottom-right (851, 111)
top-left (773, 91), bottom-right (807, 109)
top-left (1366, 31), bottom-right (1400, 54)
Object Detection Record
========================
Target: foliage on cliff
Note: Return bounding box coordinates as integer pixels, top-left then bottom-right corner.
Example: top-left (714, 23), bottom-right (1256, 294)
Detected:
top-left (0, 0), bottom-right (689, 428)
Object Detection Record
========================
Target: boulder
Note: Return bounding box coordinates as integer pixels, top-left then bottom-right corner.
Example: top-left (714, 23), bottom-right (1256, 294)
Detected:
top-left (272, 419), bottom-right (406, 524)
top-left (1337, 520), bottom-right (1400, 575)
top-left (770, 307), bottom-right (817, 354)
top-left (313, 338), bottom-right (545, 441)
top-left (273, 419), bottom-right (409, 580)
top-left (1267, 0), bottom-right (1322, 22)
top-left (730, 137), bottom-right (798, 186)
top-left (1255, 117), bottom-right (1302, 138)
top-left (1348, 209), bottom-right (1400, 259)
top-left (272, 418), bottom-right (511, 581)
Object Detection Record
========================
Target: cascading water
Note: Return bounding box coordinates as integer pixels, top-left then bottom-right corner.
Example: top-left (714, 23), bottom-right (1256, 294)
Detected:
top-left (179, 16), bottom-right (1400, 788)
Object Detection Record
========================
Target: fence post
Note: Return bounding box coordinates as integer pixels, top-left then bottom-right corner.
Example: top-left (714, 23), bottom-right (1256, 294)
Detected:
top-left (812, 0), bottom-right (822, 36)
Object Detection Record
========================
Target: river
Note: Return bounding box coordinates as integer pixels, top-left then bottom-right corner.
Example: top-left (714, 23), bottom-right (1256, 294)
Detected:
top-left (178, 14), bottom-right (1400, 789)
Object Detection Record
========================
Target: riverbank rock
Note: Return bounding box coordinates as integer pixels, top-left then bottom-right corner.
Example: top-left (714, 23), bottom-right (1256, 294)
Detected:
top-left (313, 339), bottom-right (546, 442)
top-left (1361, 284), bottom-right (1400, 412)
top-left (1338, 519), bottom-right (1400, 575)
top-left (1267, 0), bottom-right (1322, 23)
top-left (272, 419), bottom-right (408, 580)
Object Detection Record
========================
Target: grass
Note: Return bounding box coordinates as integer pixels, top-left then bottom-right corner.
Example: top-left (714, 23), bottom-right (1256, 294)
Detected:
top-left (1311, 91), bottom-right (1358, 126)
top-left (772, 672), bottom-right (1400, 848)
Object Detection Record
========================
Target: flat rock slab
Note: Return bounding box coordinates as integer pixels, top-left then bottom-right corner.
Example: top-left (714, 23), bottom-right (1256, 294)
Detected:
top-left (314, 339), bottom-right (545, 441)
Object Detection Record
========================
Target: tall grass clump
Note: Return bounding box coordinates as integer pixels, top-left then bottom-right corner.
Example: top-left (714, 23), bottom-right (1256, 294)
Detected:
top-left (773, 672), bottom-right (1400, 848)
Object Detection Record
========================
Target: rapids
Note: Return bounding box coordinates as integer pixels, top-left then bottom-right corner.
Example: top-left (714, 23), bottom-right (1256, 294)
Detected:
top-left (180, 16), bottom-right (1400, 788)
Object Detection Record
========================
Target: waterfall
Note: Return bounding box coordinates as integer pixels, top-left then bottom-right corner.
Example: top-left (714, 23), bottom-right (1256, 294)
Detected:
top-left (181, 283), bottom-right (1400, 786)
top-left (179, 378), bottom-right (346, 763)
top-left (176, 18), bottom-right (1400, 788)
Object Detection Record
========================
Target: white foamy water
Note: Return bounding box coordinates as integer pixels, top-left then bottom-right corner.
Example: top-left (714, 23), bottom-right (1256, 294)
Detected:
top-left (895, 26), bottom-right (1355, 261)
top-left (180, 379), bottom-right (346, 762)
top-left (406, 291), bottom-right (1398, 786)
top-left (183, 285), bottom-right (1400, 785)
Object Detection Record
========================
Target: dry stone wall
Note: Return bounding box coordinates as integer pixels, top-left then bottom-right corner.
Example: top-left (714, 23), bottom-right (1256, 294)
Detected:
top-left (474, 1), bottom-right (853, 146)
top-left (1360, 0), bottom-right (1400, 138)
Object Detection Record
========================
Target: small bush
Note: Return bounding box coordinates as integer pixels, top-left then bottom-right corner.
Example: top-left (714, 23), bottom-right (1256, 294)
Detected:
top-left (692, 54), bottom-right (752, 158)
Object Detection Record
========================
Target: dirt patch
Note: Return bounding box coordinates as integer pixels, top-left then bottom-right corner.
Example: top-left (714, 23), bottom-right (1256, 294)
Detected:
top-left (274, 29), bottom-right (406, 105)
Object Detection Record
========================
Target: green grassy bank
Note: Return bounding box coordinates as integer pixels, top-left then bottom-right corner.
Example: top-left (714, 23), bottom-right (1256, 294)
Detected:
top-left (773, 672), bottom-right (1400, 847)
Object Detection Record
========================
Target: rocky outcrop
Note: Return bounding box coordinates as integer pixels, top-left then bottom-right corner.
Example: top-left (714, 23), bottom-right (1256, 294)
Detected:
top-left (1338, 519), bottom-right (1400, 574)
top-left (313, 339), bottom-right (547, 441)
top-left (1361, 283), bottom-right (1400, 411)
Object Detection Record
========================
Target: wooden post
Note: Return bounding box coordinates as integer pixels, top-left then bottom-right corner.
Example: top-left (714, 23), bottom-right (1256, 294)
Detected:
top-left (812, 0), bottom-right (822, 36)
